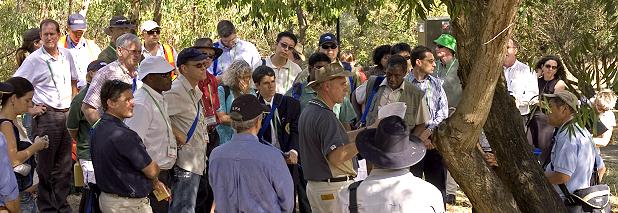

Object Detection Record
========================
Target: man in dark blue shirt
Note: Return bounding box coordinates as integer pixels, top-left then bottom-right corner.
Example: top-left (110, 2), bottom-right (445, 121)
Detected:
top-left (90, 80), bottom-right (165, 212)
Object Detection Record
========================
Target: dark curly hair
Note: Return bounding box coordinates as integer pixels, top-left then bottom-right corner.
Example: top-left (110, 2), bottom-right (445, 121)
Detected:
top-left (535, 55), bottom-right (566, 80)
top-left (372, 45), bottom-right (391, 68)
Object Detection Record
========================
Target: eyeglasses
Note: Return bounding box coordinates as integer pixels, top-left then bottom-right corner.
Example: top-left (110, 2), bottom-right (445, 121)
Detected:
top-left (544, 64), bottom-right (558, 70)
top-left (146, 30), bottom-right (160, 35)
top-left (204, 54), bottom-right (215, 60)
top-left (189, 62), bottom-right (208, 69)
top-left (278, 42), bottom-right (295, 51)
top-left (321, 44), bottom-right (338, 50)
top-left (120, 47), bottom-right (141, 55)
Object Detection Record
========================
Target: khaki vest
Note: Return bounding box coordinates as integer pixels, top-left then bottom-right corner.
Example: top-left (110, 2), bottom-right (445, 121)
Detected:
top-left (365, 76), bottom-right (427, 128)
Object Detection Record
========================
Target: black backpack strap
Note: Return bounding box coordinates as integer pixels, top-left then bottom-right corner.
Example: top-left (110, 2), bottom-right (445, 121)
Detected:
top-left (348, 180), bottom-right (363, 213)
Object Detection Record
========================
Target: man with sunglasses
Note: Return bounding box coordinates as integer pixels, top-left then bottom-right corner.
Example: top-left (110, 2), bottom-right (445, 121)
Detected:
top-left (210, 20), bottom-right (261, 79)
top-left (141, 20), bottom-right (177, 68)
top-left (59, 13), bottom-right (102, 89)
top-left (98, 16), bottom-right (135, 63)
top-left (164, 48), bottom-right (210, 213)
top-left (318, 33), bottom-right (362, 96)
top-left (82, 33), bottom-right (143, 124)
top-left (125, 56), bottom-right (175, 213)
top-left (255, 31), bottom-right (303, 94)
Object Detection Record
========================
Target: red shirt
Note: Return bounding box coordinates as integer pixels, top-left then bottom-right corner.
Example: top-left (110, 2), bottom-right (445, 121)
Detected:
top-left (198, 72), bottom-right (220, 125)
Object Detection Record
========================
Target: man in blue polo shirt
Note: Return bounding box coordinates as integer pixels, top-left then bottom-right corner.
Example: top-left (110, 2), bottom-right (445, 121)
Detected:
top-left (91, 80), bottom-right (166, 212)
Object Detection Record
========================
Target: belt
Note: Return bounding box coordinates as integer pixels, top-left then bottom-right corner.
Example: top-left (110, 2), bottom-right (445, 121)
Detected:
top-left (319, 176), bottom-right (356, 183)
top-left (46, 105), bottom-right (69, 112)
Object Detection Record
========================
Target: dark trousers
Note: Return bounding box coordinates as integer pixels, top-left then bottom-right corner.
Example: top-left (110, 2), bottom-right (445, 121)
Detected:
top-left (148, 169), bottom-right (173, 213)
top-left (195, 130), bottom-right (219, 213)
top-left (410, 149), bottom-right (447, 199)
top-left (291, 164), bottom-right (311, 213)
top-left (33, 110), bottom-right (72, 213)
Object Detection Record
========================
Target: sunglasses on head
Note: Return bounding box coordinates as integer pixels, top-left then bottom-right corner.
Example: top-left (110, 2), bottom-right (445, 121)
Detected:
top-left (321, 44), bottom-right (338, 50)
top-left (146, 30), bottom-right (160, 35)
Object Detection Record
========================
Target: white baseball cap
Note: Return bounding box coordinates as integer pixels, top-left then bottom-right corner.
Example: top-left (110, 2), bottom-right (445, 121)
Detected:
top-left (138, 56), bottom-right (174, 80)
top-left (141, 20), bottom-right (160, 31)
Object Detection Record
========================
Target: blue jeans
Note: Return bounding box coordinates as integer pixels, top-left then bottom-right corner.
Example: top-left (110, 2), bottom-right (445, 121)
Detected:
top-left (169, 166), bottom-right (201, 213)
top-left (20, 191), bottom-right (37, 213)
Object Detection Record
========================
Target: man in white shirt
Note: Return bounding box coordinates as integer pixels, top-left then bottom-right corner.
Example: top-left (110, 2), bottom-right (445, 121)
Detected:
top-left (210, 20), bottom-right (261, 78)
top-left (14, 19), bottom-right (78, 213)
top-left (255, 31), bottom-right (303, 94)
top-left (335, 116), bottom-right (444, 213)
top-left (140, 20), bottom-right (178, 68)
top-left (503, 38), bottom-right (538, 116)
top-left (59, 13), bottom-right (102, 89)
top-left (125, 56), bottom-right (175, 213)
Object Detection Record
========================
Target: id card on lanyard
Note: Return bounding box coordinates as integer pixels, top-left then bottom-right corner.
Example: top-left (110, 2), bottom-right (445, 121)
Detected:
top-left (143, 88), bottom-right (177, 158)
top-left (204, 82), bottom-right (217, 126)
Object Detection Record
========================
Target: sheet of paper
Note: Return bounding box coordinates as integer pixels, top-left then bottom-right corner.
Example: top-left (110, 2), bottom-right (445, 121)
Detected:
top-left (378, 102), bottom-right (407, 120)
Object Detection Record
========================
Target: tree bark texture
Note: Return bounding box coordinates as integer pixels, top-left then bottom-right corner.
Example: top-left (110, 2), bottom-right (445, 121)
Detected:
top-left (153, 0), bottom-right (163, 24)
top-left (129, 0), bottom-right (141, 32)
top-left (433, 0), bottom-right (524, 212)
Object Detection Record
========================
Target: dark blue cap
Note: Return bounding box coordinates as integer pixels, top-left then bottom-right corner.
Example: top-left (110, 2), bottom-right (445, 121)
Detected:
top-left (68, 13), bottom-right (87, 31)
top-left (87, 60), bottom-right (107, 72)
top-left (319, 33), bottom-right (337, 45)
top-left (177, 48), bottom-right (208, 66)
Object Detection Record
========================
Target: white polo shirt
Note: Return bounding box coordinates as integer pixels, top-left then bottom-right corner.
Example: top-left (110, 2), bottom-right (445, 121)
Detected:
top-left (209, 38), bottom-right (261, 76)
top-left (125, 84), bottom-right (176, 170)
top-left (14, 47), bottom-right (78, 109)
top-left (256, 56), bottom-right (303, 94)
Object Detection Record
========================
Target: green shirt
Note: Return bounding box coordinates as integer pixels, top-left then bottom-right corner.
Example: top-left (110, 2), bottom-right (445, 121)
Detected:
top-left (97, 42), bottom-right (117, 64)
top-left (67, 84), bottom-right (92, 160)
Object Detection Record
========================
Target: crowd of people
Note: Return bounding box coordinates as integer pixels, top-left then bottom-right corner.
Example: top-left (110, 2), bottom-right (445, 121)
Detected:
top-left (0, 12), bottom-right (615, 213)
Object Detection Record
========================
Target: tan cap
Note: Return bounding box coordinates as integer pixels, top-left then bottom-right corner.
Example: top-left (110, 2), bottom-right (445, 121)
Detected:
top-left (543, 90), bottom-right (578, 112)
top-left (307, 63), bottom-right (353, 88)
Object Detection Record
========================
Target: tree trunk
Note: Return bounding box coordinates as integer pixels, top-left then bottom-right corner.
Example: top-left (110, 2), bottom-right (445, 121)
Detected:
top-left (68, 0), bottom-right (73, 15)
top-left (129, 0), bottom-right (141, 32)
top-left (433, 0), bottom-right (540, 212)
top-left (294, 4), bottom-right (308, 45)
top-left (79, 0), bottom-right (91, 17)
top-left (153, 0), bottom-right (163, 24)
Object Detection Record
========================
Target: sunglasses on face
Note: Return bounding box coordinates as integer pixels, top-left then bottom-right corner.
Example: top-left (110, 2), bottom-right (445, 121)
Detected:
top-left (278, 42), bottom-right (295, 51)
top-left (190, 63), bottom-right (208, 69)
top-left (146, 30), bottom-right (160, 35)
top-left (321, 44), bottom-right (338, 50)
top-left (114, 20), bottom-right (132, 25)
top-left (544, 64), bottom-right (558, 70)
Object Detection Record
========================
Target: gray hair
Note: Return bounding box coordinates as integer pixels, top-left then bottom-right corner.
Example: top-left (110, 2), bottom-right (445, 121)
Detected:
top-left (231, 116), bottom-right (260, 133)
top-left (116, 33), bottom-right (141, 49)
top-left (222, 60), bottom-right (252, 90)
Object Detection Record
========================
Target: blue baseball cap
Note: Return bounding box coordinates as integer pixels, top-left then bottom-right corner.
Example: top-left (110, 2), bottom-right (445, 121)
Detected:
top-left (68, 13), bottom-right (87, 31)
top-left (319, 33), bottom-right (337, 45)
top-left (177, 48), bottom-right (208, 66)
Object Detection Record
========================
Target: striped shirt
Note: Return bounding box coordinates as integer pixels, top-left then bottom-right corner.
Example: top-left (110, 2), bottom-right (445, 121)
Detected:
top-left (410, 74), bottom-right (448, 129)
top-left (83, 61), bottom-right (140, 110)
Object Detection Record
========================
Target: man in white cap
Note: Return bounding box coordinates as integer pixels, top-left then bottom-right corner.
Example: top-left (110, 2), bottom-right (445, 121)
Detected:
top-left (334, 116), bottom-right (444, 213)
top-left (141, 20), bottom-right (177, 68)
top-left (125, 56), bottom-right (176, 213)
top-left (59, 13), bottom-right (101, 89)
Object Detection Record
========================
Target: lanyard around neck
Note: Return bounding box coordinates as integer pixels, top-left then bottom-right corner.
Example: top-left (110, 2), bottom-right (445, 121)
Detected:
top-left (142, 87), bottom-right (172, 143)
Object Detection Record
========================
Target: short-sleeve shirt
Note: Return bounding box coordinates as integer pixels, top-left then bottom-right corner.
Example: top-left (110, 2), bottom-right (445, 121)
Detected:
top-left (255, 56), bottom-right (303, 94)
top-left (83, 61), bottom-right (140, 110)
top-left (299, 98), bottom-right (357, 181)
top-left (91, 114), bottom-right (153, 198)
top-left (0, 133), bottom-right (18, 206)
top-left (545, 121), bottom-right (595, 197)
top-left (67, 84), bottom-right (92, 160)
top-left (215, 86), bottom-right (256, 145)
top-left (14, 47), bottom-right (78, 109)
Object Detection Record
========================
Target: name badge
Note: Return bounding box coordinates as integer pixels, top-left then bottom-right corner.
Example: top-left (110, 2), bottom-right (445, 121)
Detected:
top-left (205, 115), bottom-right (217, 126)
top-left (167, 144), bottom-right (177, 158)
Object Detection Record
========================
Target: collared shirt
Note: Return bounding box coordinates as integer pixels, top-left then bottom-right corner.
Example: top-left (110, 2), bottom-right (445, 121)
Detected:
top-left (0, 133), bottom-right (18, 206)
top-left (125, 84), bottom-right (176, 170)
top-left (84, 61), bottom-right (141, 110)
top-left (335, 169), bottom-right (445, 213)
top-left (216, 86), bottom-right (256, 145)
top-left (285, 79), bottom-right (357, 124)
top-left (197, 72), bottom-right (220, 126)
top-left (209, 133), bottom-right (294, 213)
top-left (354, 79), bottom-right (405, 107)
top-left (504, 60), bottom-right (539, 115)
top-left (164, 75), bottom-right (209, 175)
top-left (141, 43), bottom-right (178, 64)
top-left (14, 47), bottom-right (78, 109)
top-left (61, 35), bottom-right (102, 88)
top-left (257, 56), bottom-right (303, 94)
top-left (264, 96), bottom-right (280, 149)
top-left (97, 42), bottom-right (117, 63)
top-left (209, 38), bottom-right (261, 76)
top-left (545, 120), bottom-right (595, 197)
top-left (67, 84), bottom-right (92, 160)
top-left (91, 114), bottom-right (153, 198)
top-left (410, 75), bottom-right (448, 129)
top-left (432, 59), bottom-right (461, 108)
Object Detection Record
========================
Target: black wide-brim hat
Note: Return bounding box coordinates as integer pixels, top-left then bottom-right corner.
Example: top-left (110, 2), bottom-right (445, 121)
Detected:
top-left (356, 116), bottom-right (426, 169)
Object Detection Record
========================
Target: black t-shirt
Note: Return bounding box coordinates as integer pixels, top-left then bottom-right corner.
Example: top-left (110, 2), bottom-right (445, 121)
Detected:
top-left (91, 114), bottom-right (153, 198)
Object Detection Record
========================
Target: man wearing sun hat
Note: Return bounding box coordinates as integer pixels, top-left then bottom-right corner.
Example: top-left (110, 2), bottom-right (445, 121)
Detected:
top-left (299, 63), bottom-right (374, 212)
top-left (125, 56), bottom-right (175, 213)
top-left (60, 13), bottom-right (101, 89)
top-left (334, 115), bottom-right (444, 213)
top-left (98, 16), bottom-right (135, 63)
top-left (209, 94), bottom-right (294, 212)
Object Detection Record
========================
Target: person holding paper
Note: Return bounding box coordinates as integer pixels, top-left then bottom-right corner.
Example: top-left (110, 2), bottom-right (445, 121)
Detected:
top-left (408, 45), bottom-right (449, 201)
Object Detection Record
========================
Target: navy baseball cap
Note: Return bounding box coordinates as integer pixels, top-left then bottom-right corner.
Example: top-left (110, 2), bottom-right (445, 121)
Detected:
top-left (68, 13), bottom-right (87, 31)
top-left (230, 94), bottom-right (269, 121)
top-left (177, 48), bottom-right (208, 66)
top-left (87, 60), bottom-right (107, 72)
top-left (319, 33), bottom-right (337, 45)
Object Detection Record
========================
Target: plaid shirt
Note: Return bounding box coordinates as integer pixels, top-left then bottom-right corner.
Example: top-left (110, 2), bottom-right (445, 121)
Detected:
top-left (84, 61), bottom-right (138, 110)
top-left (409, 74), bottom-right (448, 129)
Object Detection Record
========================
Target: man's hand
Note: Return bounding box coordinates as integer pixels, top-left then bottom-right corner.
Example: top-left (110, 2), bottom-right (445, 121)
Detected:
top-left (285, 150), bottom-right (298, 165)
top-left (483, 152), bottom-right (498, 167)
top-left (413, 127), bottom-right (434, 149)
top-left (153, 180), bottom-right (171, 201)
top-left (29, 104), bottom-right (47, 117)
